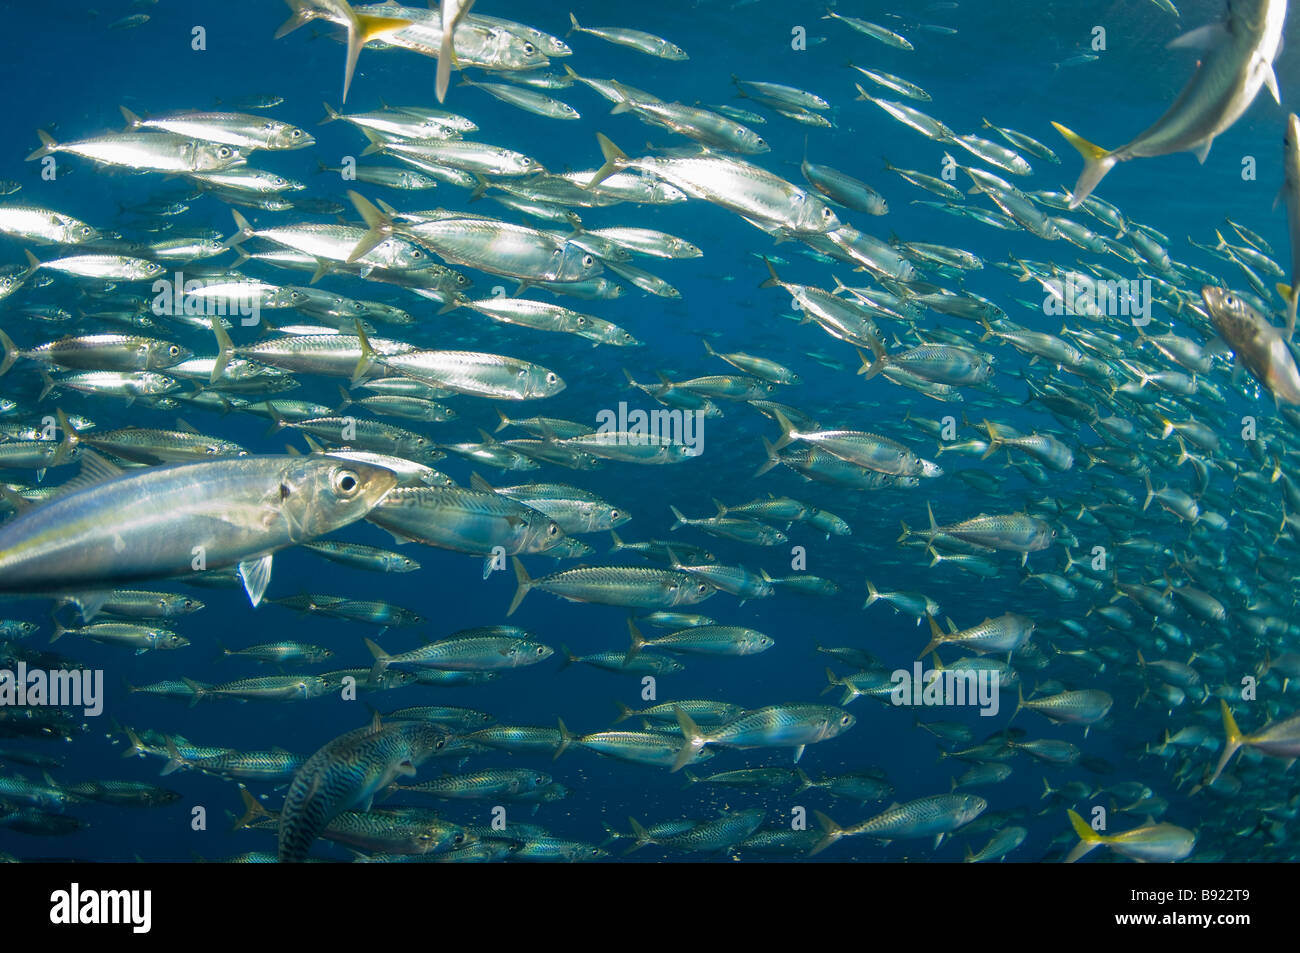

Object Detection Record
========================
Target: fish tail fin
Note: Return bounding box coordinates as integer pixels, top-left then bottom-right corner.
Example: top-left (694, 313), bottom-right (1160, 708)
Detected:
top-left (351, 319), bottom-right (376, 385)
top-left (554, 717), bottom-right (573, 759)
top-left (160, 735), bottom-right (189, 776)
top-left (624, 816), bottom-right (651, 855)
top-left (223, 208), bottom-right (254, 250)
top-left (181, 677), bottom-right (208, 708)
top-left (770, 408), bottom-right (797, 451)
top-left (808, 811), bottom-right (843, 856)
top-left (364, 637), bottom-right (390, 685)
top-left (0, 327), bottom-right (16, 377)
top-left (670, 706), bottom-right (704, 773)
top-left (341, 8), bottom-right (413, 105)
top-left (121, 726), bottom-right (147, 759)
top-left (209, 314), bottom-right (234, 384)
top-left (50, 408), bottom-right (80, 467)
top-left (754, 436), bottom-right (781, 478)
top-left (25, 129), bottom-right (57, 162)
top-left (272, 0), bottom-right (315, 39)
top-left (1064, 808), bottom-right (1104, 863)
top-left (1207, 699), bottom-right (1244, 786)
top-left (918, 613), bottom-right (944, 658)
top-left (613, 701), bottom-right (635, 724)
top-left (507, 557), bottom-right (533, 616)
top-left (1277, 283), bottom-right (1296, 342)
top-left (567, 12), bottom-right (581, 35)
top-left (668, 505), bottom-right (687, 531)
top-left (624, 618), bottom-right (646, 663)
top-left (862, 578), bottom-right (879, 608)
top-left (233, 784), bottom-right (273, 831)
top-left (981, 419), bottom-right (1002, 459)
top-left (1051, 122), bottom-right (1116, 209)
top-left (589, 133), bottom-right (629, 190)
top-left (436, 3), bottom-right (468, 104)
top-left (346, 190), bottom-right (393, 264)
top-left (819, 667), bottom-right (840, 697)
top-left (861, 333), bottom-right (887, 380)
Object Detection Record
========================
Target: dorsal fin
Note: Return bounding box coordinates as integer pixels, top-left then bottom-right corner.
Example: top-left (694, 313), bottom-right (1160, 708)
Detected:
top-left (56, 449), bottom-right (125, 496)
top-left (468, 472), bottom-right (495, 494)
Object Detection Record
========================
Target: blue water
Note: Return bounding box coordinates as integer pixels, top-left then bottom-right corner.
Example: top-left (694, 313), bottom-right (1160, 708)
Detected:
top-left (0, 0), bottom-right (1294, 862)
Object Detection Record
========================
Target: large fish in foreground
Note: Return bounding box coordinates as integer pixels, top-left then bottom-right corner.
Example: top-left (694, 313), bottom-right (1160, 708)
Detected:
top-left (1052, 0), bottom-right (1287, 207)
top-left (278, 716), bottom-right (447, 862)
top-left (1200, 285), bottom-right (1300, 404)
top-left (1279, 112), bottom-right (1300, 338)
top-left (0, 449), bottom-right (396, 609)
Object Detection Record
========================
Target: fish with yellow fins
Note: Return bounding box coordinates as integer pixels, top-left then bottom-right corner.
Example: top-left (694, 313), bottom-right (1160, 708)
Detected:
top-left (274, 0), bottom-right (413, 104)
top-left (1204, 699), bottom-right (1300, 785)
top-left (1065, 809), bottom-right (1196, 863)
top-left (1052, 0), bottom-right (1286, 208)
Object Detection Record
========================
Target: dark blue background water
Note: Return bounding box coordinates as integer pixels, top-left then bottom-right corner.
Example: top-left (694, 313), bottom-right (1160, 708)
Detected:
top-left (0, 0), bottom-right (1291, 861)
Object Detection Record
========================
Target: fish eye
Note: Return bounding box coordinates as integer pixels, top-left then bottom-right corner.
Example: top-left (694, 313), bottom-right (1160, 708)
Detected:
top-left (521, 157), bottom-right (533, 166)
top-left (697, 584), bottom-right (708, 594)
top-left (218, 147), bottom-right (232, 158)
top-left (536, 645), bottom-right (546, 654)
top-left (610, 509), bottom-right (619, 520)
top-left (80, 226), bottom-right (92, 235)
top-left (547, 524), bottom-right (559, 536)
top-left (583, 254), bottom-right (594, 266)
top-left (290, 129), bottom-right (302, 138)
top-left (840, 715), bottom-right (851, 726)
top-left (331, 468), bottom-right (361, 496)
top-left (545, 372), bottom-right (558, 384)
top-left (168, 345), bottom-right (180, 356)
top-left (576, 316), bottom-right (586, 325)
top-left (436, 737), bottom-right (446, 749)
top-left (412, 249), bottom-right (424, 258)
top-left (524, 42), bottom-right (536, 54)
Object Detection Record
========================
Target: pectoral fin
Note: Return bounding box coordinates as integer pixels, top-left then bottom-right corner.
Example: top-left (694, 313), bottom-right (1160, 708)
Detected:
top-left (1166, 23), bottom-right (1228, 51)
top-left (238, 554), bottom-right (274, 608)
